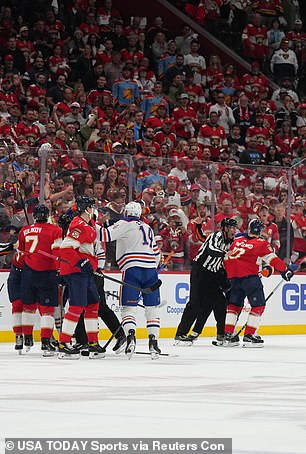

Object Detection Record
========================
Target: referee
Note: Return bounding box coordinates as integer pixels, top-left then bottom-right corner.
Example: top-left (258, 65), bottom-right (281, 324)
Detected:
top-left (174, 218), bottom-right (237, 345)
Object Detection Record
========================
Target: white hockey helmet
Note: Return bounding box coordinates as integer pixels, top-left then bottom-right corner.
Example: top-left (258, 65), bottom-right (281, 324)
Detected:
top-left (124, 201), bottom-right (142, 218)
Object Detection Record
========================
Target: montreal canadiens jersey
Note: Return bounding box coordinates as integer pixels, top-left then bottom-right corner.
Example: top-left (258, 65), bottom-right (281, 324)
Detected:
top-left (224, 235), bottom-right (286, 279)
top-left (60, 216), bottom-right (98, 275)
top-left (100, 217), bottom-right (160, 271)
top-left (17, 222), bottom-right (62, 271)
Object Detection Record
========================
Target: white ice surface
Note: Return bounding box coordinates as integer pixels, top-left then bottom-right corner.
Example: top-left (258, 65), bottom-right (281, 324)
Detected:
top-left (1, 336), bottom-right (306, 454)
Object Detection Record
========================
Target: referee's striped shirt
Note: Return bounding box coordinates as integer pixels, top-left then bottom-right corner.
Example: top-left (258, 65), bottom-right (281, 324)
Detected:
top-left (194, 231), bottom-right (231, 273)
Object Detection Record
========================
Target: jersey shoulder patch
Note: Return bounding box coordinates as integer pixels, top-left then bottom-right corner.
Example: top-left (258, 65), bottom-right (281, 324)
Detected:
top-left (71, 229), bottom-right (81, 239)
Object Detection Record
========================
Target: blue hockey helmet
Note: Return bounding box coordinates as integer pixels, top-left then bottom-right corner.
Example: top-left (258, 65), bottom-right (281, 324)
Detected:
top-left (248, 219), bottom-right (264, 235)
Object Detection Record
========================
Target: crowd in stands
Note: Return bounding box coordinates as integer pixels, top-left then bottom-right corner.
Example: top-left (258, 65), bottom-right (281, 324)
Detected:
top-left (0, 0), bottom-right (305, 270)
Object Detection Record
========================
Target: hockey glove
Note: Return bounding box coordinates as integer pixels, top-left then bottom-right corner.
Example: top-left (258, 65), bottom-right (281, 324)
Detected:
top-left (281, 267), bottom-right (294, 282)
top-left (76, 258), bottom-right (93, 274)
top-left (261, 265), bottom-right (274, 278)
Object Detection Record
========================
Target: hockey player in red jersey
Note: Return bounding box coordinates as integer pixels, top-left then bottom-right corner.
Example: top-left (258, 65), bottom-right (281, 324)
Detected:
top-left (223, 219), bottom-right (294, 347)
top-left (58, 196), bottom-right (104, 359)
top-left (17, 205), bottom-right (62, 355)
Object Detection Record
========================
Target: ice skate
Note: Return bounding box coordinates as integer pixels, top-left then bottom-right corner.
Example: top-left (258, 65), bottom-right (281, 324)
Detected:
top-left (88, 342), bottom-right (106, 359)
top-left (125, 329), bottom-right (136, 359)
top-left (173, 334), bottom-right (193, 346)
top-left (213, 334), bottom-right (239, 347)
top-left (50, 335), bottom-right (59, 351)
top-left (243, 334), bottom-right (264, 348)
top-left (41, 338), bottom-right (56, 357)
top-left (212, 334), bottom-right (225, 346)
top-left (186, 332), bottom-right (199, 342)
top-left (221, 333), bottom-right (240, 347)
top-left (73, 342), bottom-right (89, 356)
top-left (15, 335), bottom-right (23, 354)
top-left (24, 334), bottom-right (34, 352)
top-left (58, 342), bottom-right (80, 360)
top-left (112, 333), bottom-right (127, 354)
top-left (149, 334), bottom-right (161, 360)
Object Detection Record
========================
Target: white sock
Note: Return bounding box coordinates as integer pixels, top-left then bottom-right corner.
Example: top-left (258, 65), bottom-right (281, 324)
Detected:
top-left (145, 306), bottom-right (160, 338)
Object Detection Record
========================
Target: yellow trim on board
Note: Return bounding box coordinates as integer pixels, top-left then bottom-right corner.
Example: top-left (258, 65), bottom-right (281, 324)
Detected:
top-left (1, 325), bottom-right (306, 342)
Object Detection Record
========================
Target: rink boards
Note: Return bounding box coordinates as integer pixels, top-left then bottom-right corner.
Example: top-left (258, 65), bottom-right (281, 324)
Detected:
top-left (0, 270), bottom-right (305, 340)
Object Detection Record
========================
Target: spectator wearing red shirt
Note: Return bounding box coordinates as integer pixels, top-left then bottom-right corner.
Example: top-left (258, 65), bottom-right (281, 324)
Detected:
top-left (273, 121), bottom-right (295, 154)
top-left (214, 179), bottom-right (234, 208)
top-left (0, 78), bottom-right (19, 108)
top-left (184, 72), bottom-right (206, 113)
top-left (214, 198), bottom-right (238, 230)
top-left (79, 11), bottom-right (100, 38)
top-left (240, 61), bottom-right (269, 101)
top-left (14, 109), bottom-right (40, 139)
top-left (241, 13), bottom-right (269, 66)
top-left (187, 207), bottom-right (212, 262)
top-left (154, 118), bottom-right (177, 149)
top-left (258, 204), bottom-right (280, 252)
top-left (16, 26), bottom-right (36, 56)
top-left (246, 179), bottom-right (266, 215)
top-left (64, 149), bottom-right (89, 178)
top-left (197, 111), bottom-right (227, 160)
top-left (120, 34), bottom-right (144, 65)
top-left (245, 113), bottom-right (271, 155)
top-left (145, 104), bottom-right (168, 130)
top-left (97, 0), bottom-right (122, 27)
top-left (291, 200), bottom-right (306, 259)
top-left (159, 208), bottom-right (188, 270)
top-left (233, 185), bottom-right (251, 229)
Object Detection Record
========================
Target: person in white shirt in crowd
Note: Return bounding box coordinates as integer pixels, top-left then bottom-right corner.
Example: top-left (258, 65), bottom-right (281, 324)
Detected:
top-left (209, 90), bottom-right (235, 135)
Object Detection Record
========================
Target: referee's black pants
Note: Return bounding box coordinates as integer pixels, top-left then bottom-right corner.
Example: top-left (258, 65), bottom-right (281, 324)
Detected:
top-left (75, 273), bottom-right (124, 344)
top-left (175, 262), bottom-right (228, 337)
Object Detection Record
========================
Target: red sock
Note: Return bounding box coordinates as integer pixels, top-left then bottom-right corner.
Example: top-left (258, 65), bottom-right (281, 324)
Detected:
top-left (39, 305), bottom-right (55, 339)
top-left (22, 303), bottom-right (37, 336)
top-left (225, 304), bottom-right (241, 334)
top-left (84, 302), bottom-right (99, 342)
top-left (12, 299), bottom-right (23, 336)
top-left (245, 306), bottom-right (265, 335)
top-left (60, 306), bottom-right (84, 343)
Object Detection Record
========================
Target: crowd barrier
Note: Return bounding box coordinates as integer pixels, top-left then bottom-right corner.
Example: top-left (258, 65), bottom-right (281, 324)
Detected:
top-left (0, 270), bottom-right (305, 342)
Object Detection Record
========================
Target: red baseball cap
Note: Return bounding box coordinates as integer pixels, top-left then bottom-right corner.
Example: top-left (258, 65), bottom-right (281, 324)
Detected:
top-left (190, 184), bottom-right (201, 191)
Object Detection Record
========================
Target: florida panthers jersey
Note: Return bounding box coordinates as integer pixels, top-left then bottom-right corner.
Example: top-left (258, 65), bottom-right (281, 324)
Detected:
top-left (224, 235), bottom-right (286, 278)
top-left (100, 217), bottom-right (160, 271)
top-left (60, 216), bottom-right (98, 275)
top-left (18, 222), bottom-right (62, 271)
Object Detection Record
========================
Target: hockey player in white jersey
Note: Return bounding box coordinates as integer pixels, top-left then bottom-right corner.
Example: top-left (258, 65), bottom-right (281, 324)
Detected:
top-left (99, 201), bottom-right (161, 359)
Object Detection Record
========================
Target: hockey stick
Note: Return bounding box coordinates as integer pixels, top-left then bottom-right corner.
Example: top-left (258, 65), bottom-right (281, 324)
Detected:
top-left (36, 249), bottom-right (162, 294)
top-left (101, 251), bottom-right (174, 350)
top-left (234, 262), bottom-right (306, 338)
top-left (96, 272), bottom-right (162, 294)
top-left (135, 351), bottom-right (179, 357)
top-left (0, 283), bottom-right (4, 293)
top-left (137, 250), bottom-right (174, 307)
top-left (100, 250), bottom-right (174, 296)
top-left (102, 323), bottom-right (123, 350)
